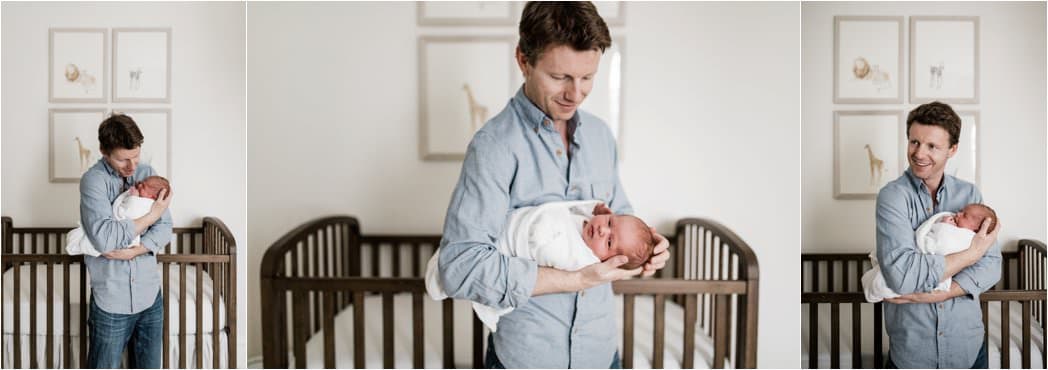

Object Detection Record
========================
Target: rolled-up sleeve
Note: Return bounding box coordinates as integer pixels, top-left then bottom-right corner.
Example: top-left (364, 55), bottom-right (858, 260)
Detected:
top-left (438, 132), bottom-right (538, 309)
top-left (80, 171), bottom-right (136, 253)
top-left (138, 167), bottom-right (172, 254)
top-left (875, 185), bottom-right (944, 294)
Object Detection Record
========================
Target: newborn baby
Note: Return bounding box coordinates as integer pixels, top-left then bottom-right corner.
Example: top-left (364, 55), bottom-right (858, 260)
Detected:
top-left (862, 203), bottom-right (997, 302)
top-left (425, 199), bottom-right (656, 331)
top-left (66, 176), bottom-right (171, 256)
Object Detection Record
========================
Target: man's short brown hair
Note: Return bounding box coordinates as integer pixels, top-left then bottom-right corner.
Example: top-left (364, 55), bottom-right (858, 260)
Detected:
top-left (98, 113), bottom-right (144, 154)
top-left (906, 101), bottom-right (961, 147)
top-left (518, 1), bottom-right (612, 65)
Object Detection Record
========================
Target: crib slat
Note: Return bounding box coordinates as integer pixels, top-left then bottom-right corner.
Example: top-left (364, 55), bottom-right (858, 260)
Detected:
top-left (830, 302), bottom-right (839, 368)
top-left (413, 292), bottom-right (424, 368)
top-left (80, 263), bottom-right (87, 368)
top-left (623, 294), bottom-right (635, 369)
top-left (63, 263), bottom-right (71, 367)
top-left (13, 262), bottom-right (21, 369)
top-left (196, 264), bottom-right (204, 367)
top-left (46, 261), bottom-right (54, 369)
top-left (162, 262), bottom-right (170, 369)
top-left (323, 292), bottom-right (335, 368)
top-left (827, 260), bottom-right (835, 292)
top-left (383, 292), bottom-right (394, 368)
top-left (713, 294), bottom-right (728, 369)
top-left (412, 245), bottom-right (421, 277)
top-left (212, 262), bottom-right (221, 369)
top-left (353, 292), bottom-right (365, 368)
top-left (981, 300), bottom-right (989, 363)
top-left (808, 302), bottom-right (817, 369)
top-left (293, 290), bottom-right (308, 369)
top-left (1022, 300), bottom-right (1031, 369)
top-left (852, 302), bottom-right (861, 368)
top-left (652, 293), bottom-right (665, 368)
top-left (443, 299), bottom-right (454, 368)
top-left (473, 314), bottom-right (483, 369)
top-left (812, 260), bottom-right (820, 292)
top-left (874, 302), bottom-right (883, 367)
top-left (393, 244), bottom-right (401, 277)
top-left (683, 294), bottom-right (696, 368)
top-left (180, 263), bottom-right (187, 368)
top-left (1002, 300), bottom-right (1010, 367)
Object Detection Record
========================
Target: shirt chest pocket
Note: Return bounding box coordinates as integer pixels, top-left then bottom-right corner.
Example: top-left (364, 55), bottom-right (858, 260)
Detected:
top-left (590, 182), bottom-right (613, 203)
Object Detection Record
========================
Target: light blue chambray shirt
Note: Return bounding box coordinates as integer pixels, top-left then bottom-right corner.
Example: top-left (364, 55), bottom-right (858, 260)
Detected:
top-left (875, 168), bottom-right (1001, 368)
top-left (438, 87), bottom-right (632, 368)
top-left (80, 158), bottom-right (172, 314)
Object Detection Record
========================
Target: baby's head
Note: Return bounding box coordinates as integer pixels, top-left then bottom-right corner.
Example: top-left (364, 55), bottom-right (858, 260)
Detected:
top-left (133, 176), bottom-right (170, 200)
top-left (582, 214), bottom-right (656, 270)
top-left (941, 203), bottom-right (997, 233)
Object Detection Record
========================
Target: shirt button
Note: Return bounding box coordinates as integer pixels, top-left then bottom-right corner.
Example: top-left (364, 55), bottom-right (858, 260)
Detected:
top-left (533, 127), bottom-right (538, 133)
top-left (938, 331), bottom-right (944, 336)
top-left (556, 149), bottom-right (563, 156)
top-left (571, 185), bottom-right (579, 192)
top-left (938, 304), bottom-right (944, 309)
top-left (580, 291), bottom-right (585, 297)
top-left (926, 207), bottom-right (931, 212)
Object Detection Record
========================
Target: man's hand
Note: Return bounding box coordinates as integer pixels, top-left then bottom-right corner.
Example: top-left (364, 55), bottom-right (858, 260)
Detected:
top-left (968, 218), bottom-right (1000, 257)
top-left (102, 245), bottom-right (149, 260)
top-left (575, 255), bottom-right (643, 290)
top-left (885, 281), bottom-right (966, 304)
top-left (640, 227), bottom-right (670, 277)
top-left (150, 188), bottom-right (172, 217)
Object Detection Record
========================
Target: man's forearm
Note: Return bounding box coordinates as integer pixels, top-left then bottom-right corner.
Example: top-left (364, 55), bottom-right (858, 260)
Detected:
top-left (942, 248), bottom-right (982, 281)
top-left (132, 210), bottom-right (162, 237)
top-left (532, 266), bottom-right (581, 296)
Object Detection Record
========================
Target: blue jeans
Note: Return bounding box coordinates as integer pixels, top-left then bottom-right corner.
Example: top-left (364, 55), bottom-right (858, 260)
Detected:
top-left (484, 334), bottom-right (621, 369)
top-left (885, 339), bottom-right (988, 369)
top-left (87, 292), bottom-right (163, 369)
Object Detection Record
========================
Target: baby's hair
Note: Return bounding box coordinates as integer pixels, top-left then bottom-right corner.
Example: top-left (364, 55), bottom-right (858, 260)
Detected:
top-left (142, 175), bottom-right (171, 197)
top-left (967, 203), bottom-right (998, 233)
top-left (620, 215), bottom-right (656, 270)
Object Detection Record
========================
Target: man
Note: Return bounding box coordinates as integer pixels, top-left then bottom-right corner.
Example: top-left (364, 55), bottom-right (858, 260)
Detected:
top-left (875, 102), bottom-right (1000, 368)
top-left (437, 2), bottom-right (669, 368)
top-left (81, 114), bottom-right (173, 368)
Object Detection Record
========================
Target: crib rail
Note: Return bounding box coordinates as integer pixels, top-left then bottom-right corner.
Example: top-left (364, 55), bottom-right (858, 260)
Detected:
top-left (261, 215), bottom-right (760, 369)
top-left (0, 216), bottom-right (238, 369)
top-left (801, 245), bottom-right (1047, 369)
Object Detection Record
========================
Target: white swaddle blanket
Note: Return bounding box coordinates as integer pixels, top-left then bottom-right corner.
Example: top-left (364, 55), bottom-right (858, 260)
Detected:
top-left (65, 190), bottom-right (154, 257)
top-left (862, 211), bottom-right (976, 302)
top-left (425, 200), bottom-right (602, 332)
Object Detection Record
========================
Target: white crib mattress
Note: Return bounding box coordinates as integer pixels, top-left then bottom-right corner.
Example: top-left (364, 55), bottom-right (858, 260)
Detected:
top-left (2, 264), bottom-right (226, 335)
top-left (291, 293), bottom-right (725, 369)
top-left (2, 331), bottom-right (228, 369)
top-left (801, 301), bottom-right (1045, 368)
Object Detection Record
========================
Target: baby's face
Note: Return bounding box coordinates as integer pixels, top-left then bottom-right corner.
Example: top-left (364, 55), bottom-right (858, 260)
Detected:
top-left (950, 205), bottom-right (987, 232)
top-left (582, 214), bottom-right (642, 261)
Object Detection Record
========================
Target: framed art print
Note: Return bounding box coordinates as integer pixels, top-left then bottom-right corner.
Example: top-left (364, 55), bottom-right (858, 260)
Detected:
top-left (49, 28), bottom-right (108, 103)
top-left (910, 16), bottom-right (979, 104)
top-left (834, 16), bottom-right (904, 104)
top-left (418, 35), bottom-right (516, 160)
top-left (834, 111), bottom-right (903, 199)
top-left (417, 2), bottom-right (516, 26)
top-left (113, 28), bottom-right (172, 103)
top-left (50, 109), bottom-right (107, 182)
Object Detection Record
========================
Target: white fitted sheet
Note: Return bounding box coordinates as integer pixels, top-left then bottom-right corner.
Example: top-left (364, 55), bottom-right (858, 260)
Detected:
top-left (1, 331), bottom-right (228, 368)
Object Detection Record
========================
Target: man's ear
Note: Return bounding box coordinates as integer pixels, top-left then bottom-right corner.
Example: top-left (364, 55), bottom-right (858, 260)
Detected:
top-left (515, 46), bottom-right (529, 78)
top-left (947, 143), bottom-right (958, 159)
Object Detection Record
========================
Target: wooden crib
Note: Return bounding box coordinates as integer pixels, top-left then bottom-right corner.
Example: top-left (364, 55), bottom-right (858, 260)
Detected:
top-left (260, 216), bottom-right (759, 368)
top-left (1, 216), bottom-right (238, 369)
top-left (801, 240), bottom-right (1046, 368)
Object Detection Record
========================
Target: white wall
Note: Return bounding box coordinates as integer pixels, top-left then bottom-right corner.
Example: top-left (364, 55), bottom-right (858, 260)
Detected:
top-left (802, 2), bottom-right (1047, 253)
top-left (1, 1), bottom-right (247, 362)
top-left (246, 2), bottom-right (799, 367)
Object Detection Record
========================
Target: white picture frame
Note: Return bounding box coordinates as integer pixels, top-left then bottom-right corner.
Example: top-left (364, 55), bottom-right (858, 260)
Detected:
top-left (834, 16), bottom-right (904, 104)
top-left (910, 16), bottom-right (979, 104)
top-left (112, 28), bottom-right (171, 103)
top-left (594, 2), bottom-right (625, 26)
top-left (834, 111), bottom-right (904, 199)
top-left (579, 36), bottom-right (625, 155)
top-left (946, 111), bottom-right (980, 185)
top-left (417, 1), bottom-right (516, 26)
top-left (418, 35), bottom-right (516, 160)
top-left (50, 109), bottom-right (108, 182)
top-left (49, 28), bottom-right (108, 103)
top-left (111, 108), bottom-right (172, 179)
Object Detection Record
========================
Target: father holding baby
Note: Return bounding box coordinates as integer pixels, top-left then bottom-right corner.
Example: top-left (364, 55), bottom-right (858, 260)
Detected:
top-left (875, 102), bottom-right (1001, 368)
top-left (436, 2), bottom-right (669, 368)
top-left (81, 113), bottom-right (172, 368)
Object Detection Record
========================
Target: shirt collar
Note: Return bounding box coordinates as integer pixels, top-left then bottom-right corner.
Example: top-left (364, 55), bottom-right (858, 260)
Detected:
top-left (511, 85), bottom-right (584, 133)
top-left (903, 167), bottom-right (952, 196)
